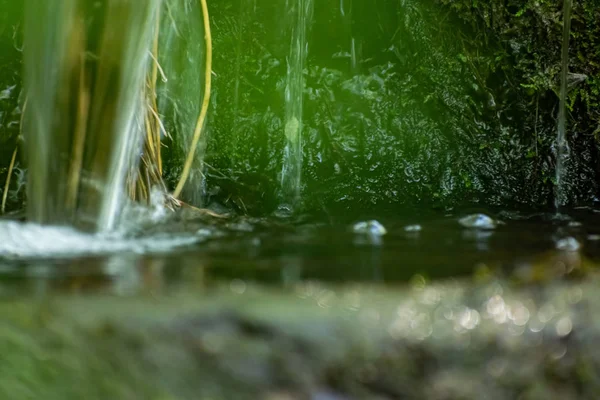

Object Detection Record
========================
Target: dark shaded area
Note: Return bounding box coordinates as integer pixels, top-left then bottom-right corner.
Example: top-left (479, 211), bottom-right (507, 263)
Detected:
top-left (203, 0), bottom-right (600, 215)
top-left (0, 0), bottom-right (24, 212)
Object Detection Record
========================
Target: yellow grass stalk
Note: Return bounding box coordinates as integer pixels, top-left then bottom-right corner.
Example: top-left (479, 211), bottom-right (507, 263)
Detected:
top-left (172, 0), bottom-right (212, 199)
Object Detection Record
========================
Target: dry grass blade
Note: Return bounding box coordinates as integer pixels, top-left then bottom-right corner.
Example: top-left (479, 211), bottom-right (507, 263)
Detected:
top-left (1, 147), bottom-right (18, 214)
top-left (128, 4), bottom-right (170, 206)
top-left (1, 97), bottom-right (27, 214)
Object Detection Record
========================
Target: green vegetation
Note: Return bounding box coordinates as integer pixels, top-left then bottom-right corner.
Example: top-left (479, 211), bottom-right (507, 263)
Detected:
top-left (436, 0), bottom-right (600, 205)
top-left (0, 0), bottom-right (23, 214)
top-left (1, 0), bottom-right (599, 217)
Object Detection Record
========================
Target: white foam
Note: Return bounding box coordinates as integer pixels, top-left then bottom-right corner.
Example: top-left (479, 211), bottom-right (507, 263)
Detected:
top-left (0, 221), bottom-right (200, 260)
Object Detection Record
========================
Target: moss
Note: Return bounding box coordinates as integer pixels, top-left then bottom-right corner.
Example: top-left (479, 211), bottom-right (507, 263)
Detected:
top-left (436, 0), bottom-right (600, 205)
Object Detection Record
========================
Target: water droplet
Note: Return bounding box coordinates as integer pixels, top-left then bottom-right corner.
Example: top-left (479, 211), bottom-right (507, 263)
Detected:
top-left (458, 213), bottom-right (497, 229)
top-left (567, 287), bottom-right (583, 304)
top-left (487, 358), bottom-right (508, 378)
top-left (458, 308), bottom-right (480, 330)
top-left (508, 302), bottom-right (530, 327)
top-left (230, 279), bottom-right (247, 295)
top-left (550, 344), bottom-right (567, 360)
top-left (317, 290), bottom-right (336, 308)
top-left (555, 316), bottom-right (573, 337)
top-left (528, 317), bottom-right (546, 333)
top-left (411, 313), bottom-right (433, 340)
top-left (486, 295), bottom-right (506, 323)
top-left (538, 306), bottom-right (555, 325)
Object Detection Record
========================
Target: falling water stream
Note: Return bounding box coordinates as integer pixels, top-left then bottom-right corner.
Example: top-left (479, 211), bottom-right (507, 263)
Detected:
top-left (280, 0), bottom-right (313, 207)
top-left (555, 0), bottom-right (573, 208)
top-left (23, 0), bottom-right (161, 231)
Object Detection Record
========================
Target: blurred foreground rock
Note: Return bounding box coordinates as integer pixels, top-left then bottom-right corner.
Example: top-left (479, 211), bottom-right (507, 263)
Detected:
top-left (1, 277), bottom-right (600, 399)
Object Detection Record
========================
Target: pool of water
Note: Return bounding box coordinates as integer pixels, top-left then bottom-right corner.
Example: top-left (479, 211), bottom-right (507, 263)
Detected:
top-left (1, 206), bottom-right (599, 296)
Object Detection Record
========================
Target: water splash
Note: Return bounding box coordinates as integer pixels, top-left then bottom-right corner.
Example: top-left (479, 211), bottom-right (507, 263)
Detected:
top-left (0, 220), bottom-right (200, 260)
top-left (555, 0), bottom-right (572, 208)
top-left (280, 0), bottom-right (313, 207)
top-left (23, 0), bottom-right (161, 231)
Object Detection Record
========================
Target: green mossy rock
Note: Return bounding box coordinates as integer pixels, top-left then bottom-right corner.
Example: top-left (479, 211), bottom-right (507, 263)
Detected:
top-left (1, 0), bottom-right (599, 215)
top-left (202, 0), bottom-right (600, 214)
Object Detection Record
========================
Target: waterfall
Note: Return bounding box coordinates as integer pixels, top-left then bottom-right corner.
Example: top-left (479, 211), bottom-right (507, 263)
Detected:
top-left (280, 0), bottom-right (313, 208)
top-left (555, 0), bottom-right (572, 208)
top-left (23, 0), bottom-right (79, 225)
top-left (23, 0), bottom-right (161, 231)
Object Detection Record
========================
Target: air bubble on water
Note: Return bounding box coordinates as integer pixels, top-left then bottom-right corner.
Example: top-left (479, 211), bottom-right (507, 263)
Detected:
top-left (555, 237), bottom-right (581, 251)
top-left (230, 279), bottom-right (247, 295)
top-left (457, 308), bottom-right (480, 330)
top-left (555, 316), bottom-right (573, 337)
top-left (404, 224), bottom-right (422, 232)
top-left (352, 220), bottom-right (387, 236)
top-left (458, 214), bottom-right (497, 230)
top-left (508, 302), bottom-right (530, 327)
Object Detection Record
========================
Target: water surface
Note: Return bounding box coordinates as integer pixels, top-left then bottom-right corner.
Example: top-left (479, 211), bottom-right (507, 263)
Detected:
top-left (1, 206), bottom-right (599, 297)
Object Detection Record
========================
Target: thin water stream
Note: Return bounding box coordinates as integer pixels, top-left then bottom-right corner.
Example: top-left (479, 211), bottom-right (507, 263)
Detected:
top-left (280, 0), bottom-right (313, 207)
top-left (23, 0), bottom-right (160, 231)
top-left (555, 0), bottom-right (573, 208)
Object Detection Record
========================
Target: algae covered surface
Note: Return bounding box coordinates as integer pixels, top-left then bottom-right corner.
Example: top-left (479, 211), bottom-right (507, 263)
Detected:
top-left (0, 278), bottom-right (599, 399)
